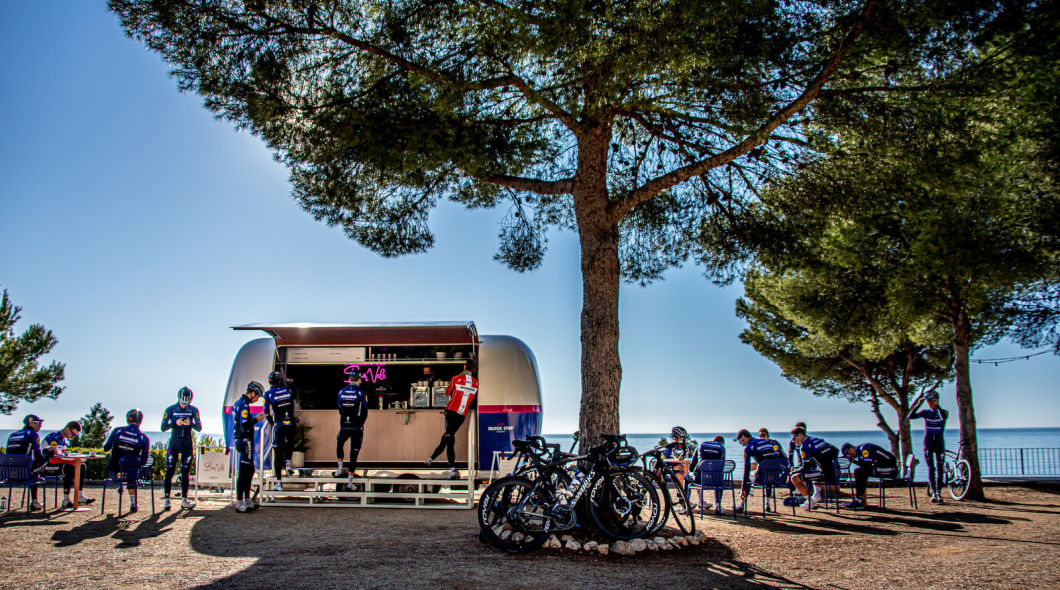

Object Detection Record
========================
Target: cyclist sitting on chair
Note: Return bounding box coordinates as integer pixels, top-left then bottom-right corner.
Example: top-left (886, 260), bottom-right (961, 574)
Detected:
top-left (734, 428), bottom-right (786, 513)
top-left (789, 427), bottom-right (839, 511)
top-left (688, 435), bottom-right (727, 513)
top-left (841, 442), bottom-right (898, 510)
top-left (910, 390), bottom-right (949, 503)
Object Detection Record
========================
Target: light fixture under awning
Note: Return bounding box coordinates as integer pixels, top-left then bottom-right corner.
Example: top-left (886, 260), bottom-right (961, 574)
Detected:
top-left (232, 322), bottom-right (478, 347)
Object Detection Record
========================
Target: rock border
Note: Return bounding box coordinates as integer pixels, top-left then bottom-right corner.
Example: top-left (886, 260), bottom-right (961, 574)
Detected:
top-left (542, 530), bottom-right (708, 556)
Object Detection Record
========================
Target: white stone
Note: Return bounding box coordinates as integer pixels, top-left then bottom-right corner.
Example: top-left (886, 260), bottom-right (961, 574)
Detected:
top-left (492, 524), bottom-right (504, 537)
top-left (597, 544), bottom-right (609, 556)
top-left (695, 530), bottom-right (708, 541)
top-left (561, 534), bottom-right (575, 543)
top-left (646, 539), bottom-right (659, 551)
top-left (500, 529), bottom-right (512, 542)
top-left (583, 541), bottom-right (599, 552)
top-left (546, 535), bottom-right (561, 549)
top-left (511, 532), bottom-right (524, 544)
top-left (673, 536), bottom-right (689, 547)
top-left (652, 536), bottom-right (667, 546)
top-left (688, 535), bottom-right (701, 546)
top-left (630, 538), bottom-right (648, 553)
top-left (564, 539), bottom-right (581, 551)
top-left (611, 540), bottom-right (635, 556)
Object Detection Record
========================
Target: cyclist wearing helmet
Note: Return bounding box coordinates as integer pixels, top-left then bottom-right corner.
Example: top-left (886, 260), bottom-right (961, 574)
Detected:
top-left (734, 428), bottom-right (786, 513)
top-left (103, 409), bottom-right (151, 513)
top-left (264, 370), bottom-right (296, 491)
top-left (41, 421), bottom-right (95, 508)
top-left (335, 368), bottom-right (368, 486)
top-left (841, 442), bottom-right (898, 510)
top-left (664, 426), bottom-right (694, 460)
top-left (233, 381), bottom-right (266, 513)
top-left (427, 360), bottom-right (478, 480)
top-left (6, 414), bottom-right (46, 511)
top-left (910, 390), bottom-right (949, 503)
top-left (161, 386), bottom-right (202, 510)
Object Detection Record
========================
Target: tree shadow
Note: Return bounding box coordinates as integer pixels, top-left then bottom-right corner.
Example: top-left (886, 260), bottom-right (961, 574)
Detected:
top-left (186, 508), bottom-right (813, 589)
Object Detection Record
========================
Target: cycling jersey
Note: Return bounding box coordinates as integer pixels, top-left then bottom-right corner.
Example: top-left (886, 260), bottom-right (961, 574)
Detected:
top-left (664, 440), bottom-right (694, 460)
top-left (264, 386), bottom-right (296, 426)
top-left (161, 403), bottom-right (202, 443)
top-left (6, 427), bottom-right (44, 463)
top-left (42, 430), bottom-right (70, 459)
top-left (445, 373), bottom-right (478, 416)
top-left (337, 384), bottom-right (368, 429)
top-left (103, 424), bottom-right (150, 473)
top-left (852, 443), bottom-right (897, 469)
top-left (742, 437), bottom-right (785, 485)
top-left (235, 393), bottom-right (263, 441)
top-left (798, 436), bottom-right (838, 461)
top-left (911, 406), bottom-right (949, 451)
top-left (689, 440), bottom-right (725, 474)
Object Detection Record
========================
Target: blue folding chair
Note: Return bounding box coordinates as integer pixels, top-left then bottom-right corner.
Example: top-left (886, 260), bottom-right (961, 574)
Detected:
top-left (101, 455), bottom-right (156, 516)
top-left (0, 454), bottom-right (53, 513)
top-left (750, 459), bottom-right (790, 516)
top-left (685, 459), bottom-right (736, 518)
top-left (871, 454), bottom-right (918, 510)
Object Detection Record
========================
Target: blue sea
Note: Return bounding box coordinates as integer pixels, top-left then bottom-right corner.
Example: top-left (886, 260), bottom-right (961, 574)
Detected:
top-left (542, 428), bottom-right (1060, 482)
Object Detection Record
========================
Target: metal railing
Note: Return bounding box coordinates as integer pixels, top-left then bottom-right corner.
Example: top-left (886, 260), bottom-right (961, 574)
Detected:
top-left (978, 447), bottom-right (1060, 477)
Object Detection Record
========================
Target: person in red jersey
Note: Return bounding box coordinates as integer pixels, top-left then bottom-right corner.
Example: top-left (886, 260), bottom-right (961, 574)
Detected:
top-left (426, 359), bottom-right (478, 479)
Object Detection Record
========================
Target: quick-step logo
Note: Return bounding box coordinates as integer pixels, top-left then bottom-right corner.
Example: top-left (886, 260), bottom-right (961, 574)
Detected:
top-left (487, 422), bottom-right (514, 432)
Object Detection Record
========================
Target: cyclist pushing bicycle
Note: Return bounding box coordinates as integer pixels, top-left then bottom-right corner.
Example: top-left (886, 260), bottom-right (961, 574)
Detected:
top-left (910, 390), bottom-right (949, 504)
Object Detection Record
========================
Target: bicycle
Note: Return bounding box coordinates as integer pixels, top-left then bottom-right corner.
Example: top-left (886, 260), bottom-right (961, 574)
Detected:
top-left (478, 435), bottom-right (661, 553)
top-left (942, 439), bottom-right (972, 501)
top-left (639, 446), bottom-right (696, 535)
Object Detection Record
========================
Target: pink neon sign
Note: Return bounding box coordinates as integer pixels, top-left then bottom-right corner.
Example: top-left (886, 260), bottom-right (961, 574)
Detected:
top-left (345, 363), bottom-right (387, 384)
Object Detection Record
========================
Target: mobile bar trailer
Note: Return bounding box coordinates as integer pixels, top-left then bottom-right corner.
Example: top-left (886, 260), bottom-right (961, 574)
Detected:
top-left (221, 322), bottom-right (543, 508)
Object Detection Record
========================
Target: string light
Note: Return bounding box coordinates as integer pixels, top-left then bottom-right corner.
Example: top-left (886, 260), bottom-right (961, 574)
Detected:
top-left (972, 349), bottom-right (1053, 365)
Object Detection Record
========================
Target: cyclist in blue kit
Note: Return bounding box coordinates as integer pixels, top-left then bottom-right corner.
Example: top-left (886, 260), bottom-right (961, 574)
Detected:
top-left (103, 409), bottom-right (151, 513)
top-left (734, 428), bottom-right (786, 513)
top-left (910, 390), bottom-right (949, 503)
top-left (841, 442), bottom-right (898, 510)
top-left (688, 435), bottom-right (727, 513)
top-left (264, 370), bottom-right (296, 491)
top-left (789, 426), bottom-right (839, 511)
top-left (6, 414), bottom-right (46, 511)
top-left (233, 381), bottom-right (266, 513)
top-left (335, 368), bottom-right (368, 487)
top-left (161, 386), bottom-right (202, 510)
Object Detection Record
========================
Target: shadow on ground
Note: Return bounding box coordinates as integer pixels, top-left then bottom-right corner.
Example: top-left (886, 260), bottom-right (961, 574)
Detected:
top-left (184, 508), bottom-right (811, 589)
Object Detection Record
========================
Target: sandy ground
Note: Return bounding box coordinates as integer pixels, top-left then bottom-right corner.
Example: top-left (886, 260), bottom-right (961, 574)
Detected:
top-left (0, 483), bottom-right (1056, 589)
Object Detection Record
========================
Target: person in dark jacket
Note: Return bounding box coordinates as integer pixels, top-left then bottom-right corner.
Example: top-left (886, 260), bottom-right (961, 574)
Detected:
top-left (232, 381), bottom-right (266, 513)
top-left (161, 386), bottom-right (202, 510)
top-left (6, 414), bottom-right (46, 511)
top-left (842, 442), bottom-right (899, 510)
top-left (103, 409), bottom-right (151, 513)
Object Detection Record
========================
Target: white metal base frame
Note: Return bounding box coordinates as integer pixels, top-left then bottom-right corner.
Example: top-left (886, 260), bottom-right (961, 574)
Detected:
top-left (257, 472), bottom-right (477, 509)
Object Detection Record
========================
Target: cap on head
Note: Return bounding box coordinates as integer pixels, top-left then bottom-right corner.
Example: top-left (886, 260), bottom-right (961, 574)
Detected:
top-left (269, 371), bottom-right (285, 386)
top-left (347, 367), bottom-right (361, 381)
top-left (926, 391), bottom-right (940, 400)
top-left (841, 442), bottom-right (854, 455)
top-left (23, 414), bottom-right (43, 427)
top-left (126, 409), bottom-right (144, 425)
top-left (246, 381), bottom-right (264, 397)
top-left (178, 386), bottom-right (193, 404)
top-left (671, 426), bottom-right (688, 439)
top-left (734, 428), bottom-right (752, 442)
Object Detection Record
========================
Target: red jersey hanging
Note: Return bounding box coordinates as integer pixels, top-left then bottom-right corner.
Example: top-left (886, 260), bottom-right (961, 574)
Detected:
top-left (445, 373), bottom-right (479, 415)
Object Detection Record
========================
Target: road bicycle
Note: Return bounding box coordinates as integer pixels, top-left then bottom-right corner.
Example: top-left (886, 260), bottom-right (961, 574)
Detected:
top-left (478, 435), bottom-right (661, 553)
top-left (639, 446), bottom-right (696, 535)
top-left (943, 439), bottom-right (972, 501)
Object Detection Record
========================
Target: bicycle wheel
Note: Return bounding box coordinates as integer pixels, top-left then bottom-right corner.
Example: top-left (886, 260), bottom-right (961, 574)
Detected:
top-left (643, 470), bottom-right (669, 536)
top-left (662, 466), bottom-right (696, 536)
top-left (588, 470), bottom-right (661, 541)
top-left (948, 459), bottom-right (971, 501)
top-left (477, 476), bottom-right (552, 553)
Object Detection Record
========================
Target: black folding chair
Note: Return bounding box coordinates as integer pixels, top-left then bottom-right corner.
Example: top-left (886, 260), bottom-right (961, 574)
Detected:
top-left (0, 454), bottom-right (53, 513)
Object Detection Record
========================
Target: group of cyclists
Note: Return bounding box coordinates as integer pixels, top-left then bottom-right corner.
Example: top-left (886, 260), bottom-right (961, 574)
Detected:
top-left (661, 390), bottom-right (951, 513)
top-left (4, 386), bottom-right (202, 513)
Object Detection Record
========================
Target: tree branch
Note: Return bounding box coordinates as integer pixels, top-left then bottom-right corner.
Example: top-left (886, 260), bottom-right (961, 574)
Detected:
top-left (611, 0), bottom-right (878, 220)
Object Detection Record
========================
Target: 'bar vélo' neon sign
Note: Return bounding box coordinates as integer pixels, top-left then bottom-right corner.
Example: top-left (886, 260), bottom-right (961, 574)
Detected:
top-left (345, 363), bottom-right (387, 384)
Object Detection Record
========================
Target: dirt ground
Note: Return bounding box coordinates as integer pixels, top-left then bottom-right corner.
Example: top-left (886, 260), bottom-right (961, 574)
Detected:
top-left (0, 483), bottom-right (1057, 589)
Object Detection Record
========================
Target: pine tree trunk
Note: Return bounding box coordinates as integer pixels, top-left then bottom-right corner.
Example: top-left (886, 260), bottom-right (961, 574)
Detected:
top-left (953, 311), bottom-right (985, 500)
top-left (573, 127), bottom-right (621, 449)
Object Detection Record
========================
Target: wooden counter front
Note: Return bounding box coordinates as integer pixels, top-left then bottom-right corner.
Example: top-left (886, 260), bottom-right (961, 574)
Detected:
top-left (299, 409), bottom-right (472, 464)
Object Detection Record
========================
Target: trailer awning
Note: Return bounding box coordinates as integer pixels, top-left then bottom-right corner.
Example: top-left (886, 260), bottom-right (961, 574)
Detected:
top-left (232, 322), bottom-right (478, 347)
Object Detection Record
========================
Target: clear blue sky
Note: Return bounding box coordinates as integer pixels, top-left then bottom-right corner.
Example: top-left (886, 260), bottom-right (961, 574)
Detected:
top-left (1, 3), bottom-right (1057, 436)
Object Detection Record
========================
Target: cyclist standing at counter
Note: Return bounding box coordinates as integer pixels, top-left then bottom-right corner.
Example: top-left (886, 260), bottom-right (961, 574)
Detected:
top-left (427, 359), bottom-right (478, 479)
top-left (264, 370), bottom-right (296, 491)
top-left (910, 390), bottom-right (949, 503)
top-left (335, 368), bottom-right (368, 485)
top-left (161, 386), bottom-right (201, 511)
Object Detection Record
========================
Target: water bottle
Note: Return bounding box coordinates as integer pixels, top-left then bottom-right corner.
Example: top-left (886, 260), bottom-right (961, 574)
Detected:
top-left (0, 496), bottom-right (6, 511)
